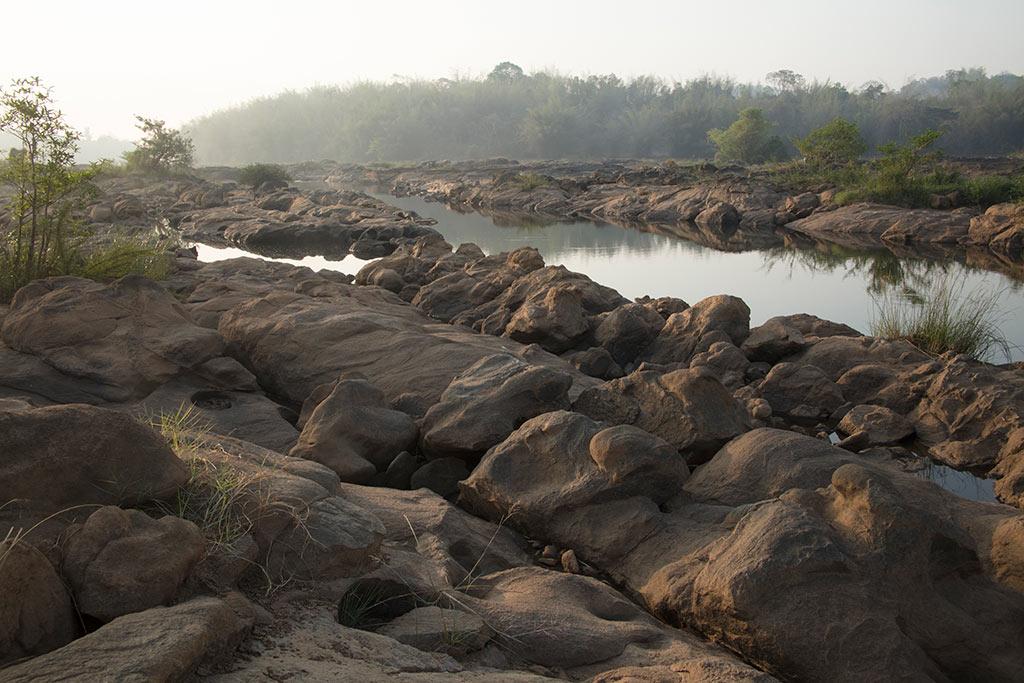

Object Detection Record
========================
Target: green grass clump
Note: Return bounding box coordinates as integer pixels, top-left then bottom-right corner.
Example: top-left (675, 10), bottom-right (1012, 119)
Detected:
top-left (871, 275), bottom-right (1012, 362)
top-left (512, 172), bottom-right (552, 191)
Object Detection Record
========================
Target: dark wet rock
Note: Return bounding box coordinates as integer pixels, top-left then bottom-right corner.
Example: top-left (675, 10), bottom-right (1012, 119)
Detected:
top-left (0, 539), bottom-right (79, 665)
top-left (383, 451), bottom-right (419, 490)
top-left (410, 458), bottom-right (469, 499)
top-left (574, 368), bottom-right (749, 464)
top-left (564, 346), bottom-right (624, 380)
top-left (63, 506), bottom-right (206, 622)
top-left (289, 378), bottom-right (418, 483)
top-left (420, 355), bottom-right (572, 461)
top-left (0, 403), bottom-right (187, 510)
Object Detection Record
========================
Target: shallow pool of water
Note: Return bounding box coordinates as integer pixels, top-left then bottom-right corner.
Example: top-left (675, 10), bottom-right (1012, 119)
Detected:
top-left (912, 461), bottom-right (998, 503)
top-left (376, 193), bottom-right (1024, 362)
top-left (192, 243), bottom-right (371, 273)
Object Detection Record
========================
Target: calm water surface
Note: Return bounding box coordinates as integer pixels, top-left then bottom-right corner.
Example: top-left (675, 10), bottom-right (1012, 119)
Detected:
top-left (376, 193), bottom-right (1024, 363)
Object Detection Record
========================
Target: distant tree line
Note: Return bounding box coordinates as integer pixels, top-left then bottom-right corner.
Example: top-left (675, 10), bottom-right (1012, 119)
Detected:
top-left (185, 65), bottom-right (1024, 164)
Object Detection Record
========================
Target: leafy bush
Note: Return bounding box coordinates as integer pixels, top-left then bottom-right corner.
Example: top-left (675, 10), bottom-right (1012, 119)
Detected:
top-left (962, 174), bottom-right (1024, 206)
top-left (124, 116), bottom-right (194, 175)
top-left (871, 274), bottom-right (1011, 361)
top-left (238, 163), bottom-right (291, 196)
top-left (796, 118), bottom-right (867, 167)
top-left (0, 78), bottom-right (173, 302)
top-left (708, 108), bottom-right (789, 164)
top-left (511, 172), bottom-right (551, 191)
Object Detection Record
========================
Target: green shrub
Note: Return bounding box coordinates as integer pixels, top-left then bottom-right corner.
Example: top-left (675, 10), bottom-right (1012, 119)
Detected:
top-left (796, 118), bottom-right (867, 167)
top-left (512, 172), bottom-right (551, 191)
top-left (962, 174), bottom-right (1024, 206)
top-left (708, 108), bottom-right (789, 164)
top-left (871, 274), bottom-right (1011, 361)
top-left (238, 163), bottom-right (291, 196)
top-left (124, 116), bottom-right (194, 175)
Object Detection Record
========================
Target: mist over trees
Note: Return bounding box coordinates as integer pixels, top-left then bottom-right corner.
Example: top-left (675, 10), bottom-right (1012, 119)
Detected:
top-left (185, 66), bottom-right (1024, 164)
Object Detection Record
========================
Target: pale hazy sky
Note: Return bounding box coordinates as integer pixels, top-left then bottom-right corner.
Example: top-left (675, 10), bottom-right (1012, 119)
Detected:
top-left (2, 0), bottom-right (1021, 138)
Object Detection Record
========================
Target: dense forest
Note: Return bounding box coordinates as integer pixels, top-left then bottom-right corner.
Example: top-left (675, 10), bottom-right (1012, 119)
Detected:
top-left (185, 65), bottom-right (1024, 164)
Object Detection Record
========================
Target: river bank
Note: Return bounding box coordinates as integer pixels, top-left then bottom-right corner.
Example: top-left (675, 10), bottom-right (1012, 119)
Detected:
top-left (2, 170), bottom-right (1024, 680)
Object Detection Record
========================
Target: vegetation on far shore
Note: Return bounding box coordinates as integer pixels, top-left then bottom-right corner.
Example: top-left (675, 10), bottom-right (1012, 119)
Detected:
top-left (186, 65), bottom-right (1024, 164)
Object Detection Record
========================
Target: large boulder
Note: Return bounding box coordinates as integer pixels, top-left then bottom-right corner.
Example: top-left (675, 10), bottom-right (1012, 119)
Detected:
top-left (504, 284), bottom-right (591, 352)
top-left (759, 362), bottom-right (845, 423)
top-left (838, 404), bottom-right (915, 447)
top-left (289, 379), bottom-right (417, 482)
top-left (0, 404), bottom-right (188, 509)
top-left (62, 507), bottom-right (206, 622)
top-left (966, 202), bottom-right (1024, 257)
top-left (741, 317), bottom-right (807, 363)
top-left (461, 411), bottom-right (688, 567)
top-left (0, 540), bottom-right (79, 665)
top-left (593, 302), bottom-right (666, 367)
top-left (1, 276), bottom-right (224, 402)
top-left (420, 355), bottom-right (572, 461)
top-left (375, 606), bottom-right (491, 656)
top-left (0, 596), bottom-right (254, 682)
top-left (218, 290), bottom-right (596, 417)
top-left (463, 423), bottom-right (1024, 681)
top-left (574, 368), bottom-right (749, 464)
top-left (641, 295), bottom-right (750, 365)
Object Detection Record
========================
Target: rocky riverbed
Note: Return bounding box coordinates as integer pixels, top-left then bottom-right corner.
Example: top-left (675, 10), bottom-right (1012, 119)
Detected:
top-left (327, 158), bottom-right (1024, 279)
top-left (2, 172), bottom-right (1024, 681)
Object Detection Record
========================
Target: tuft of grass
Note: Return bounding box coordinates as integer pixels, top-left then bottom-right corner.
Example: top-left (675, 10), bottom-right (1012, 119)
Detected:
top-left (511, 172), bottom-right (551, 191)
top-left (77, 236), bottom-right (175, 283)
top-left (148, 402), bottom-right (210, 460)
top-left (871, 274), bottom-right (1013, 362)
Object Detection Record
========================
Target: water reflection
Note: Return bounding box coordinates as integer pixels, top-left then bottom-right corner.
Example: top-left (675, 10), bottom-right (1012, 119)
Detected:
top-left (375, 193), bottom-right (1024, 360)
top-left (192, 243), bottom-right (370, 273)
top-left (912, 461), bottom-right (998, 503)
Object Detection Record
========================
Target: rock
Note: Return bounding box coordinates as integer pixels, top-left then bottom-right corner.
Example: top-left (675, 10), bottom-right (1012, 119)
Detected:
top-left (594, 303), bottom-right (666, 366)
top-left (787, 203), bottom-right (972, 248)
top-left (772, 313), bottom-right (861, 340)
top-left (457, 567), bottom-right (767, 678)
top-left (420, 355), bottom-right (572, 461)
top-left (1, 276), bottom-right (224, 402)
top-left (967, 202), bottom-right (1024, 257)
top-left (410, 458), bottom-right (469, 499)
top-left (695, 201), bottom-right (740, 235)
top-left (63, 507), bottom-right (206, 622)
top-left (741, 317), bottom-right (807, 362)
top-left (642, 295), bottom-right (750, 365)
top-left (0, 540), bottom-right (78, 665)
top-left (760, 362), bottom-right (845, 423)
top-left (689, 341), bottom-right (750, 390)
top-left (384, 451), bottom-right (419, 489)
top-left (461, 411), bottom-right (687, 566)
top-left (376, 606), bottom-right (491, 656)
top-left (574, 368), bottom-right (748, 464)
top-left (289, 379), bottom-right (418, 483)
top-left (218, 289), bottom-right (596, 417)
top-left (560, 549), bottom-right (580, 574)
top-left (465, 422), bottom-right (1024, 681)
top-left (0, 596), bottom-right (254, 682)
top-left (505, 285), bottom-right (590, 353)
top-left (564, 346), bottom-right (624, 380)
top-left (368, 267), bottom-right (405, 293)
top-left (0, 404), bottom-right (188, 509)
top-left (838, 404), bottom-right (915, 446)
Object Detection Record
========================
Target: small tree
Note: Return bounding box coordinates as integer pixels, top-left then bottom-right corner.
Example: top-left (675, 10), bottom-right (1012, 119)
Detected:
top-left (488, 62), bottom-right (525, 82)
top-left (0, 77), bottom-right (95, 299)
top-left (124, 116), bottom-right (194, 174)
top-left (708, 108), bottom-right (789, 164)
top-left (796, 118), bottom-right (867, 167)
top-left (238, 163), bottom-right (291, 197)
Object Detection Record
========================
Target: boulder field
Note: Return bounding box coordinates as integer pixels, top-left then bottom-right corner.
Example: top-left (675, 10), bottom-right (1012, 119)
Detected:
top-left (2, 179), bottom-right (1024, 680)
